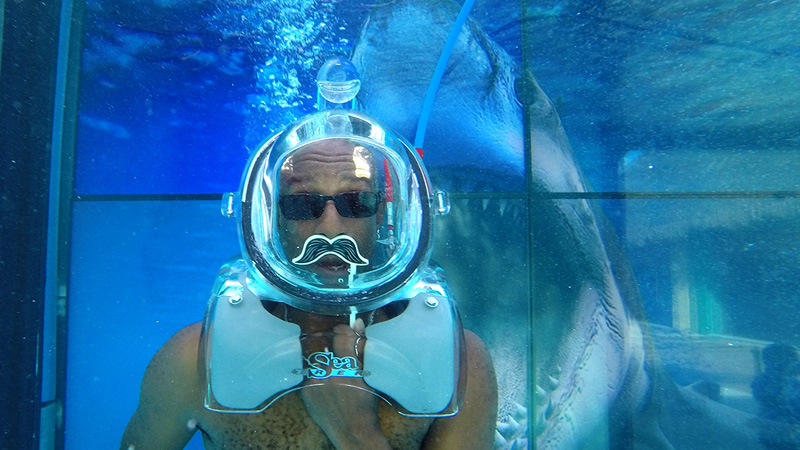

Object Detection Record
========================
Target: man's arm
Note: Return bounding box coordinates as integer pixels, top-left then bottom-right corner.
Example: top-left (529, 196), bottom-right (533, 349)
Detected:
top-left (120, 323), bottom-right (202, 450)
top-left (422, 330), bottom-right (498, 449)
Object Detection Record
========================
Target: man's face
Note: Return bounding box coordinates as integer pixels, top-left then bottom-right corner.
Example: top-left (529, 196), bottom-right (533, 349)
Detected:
top-left (277, 139), bottom-right (383, 286)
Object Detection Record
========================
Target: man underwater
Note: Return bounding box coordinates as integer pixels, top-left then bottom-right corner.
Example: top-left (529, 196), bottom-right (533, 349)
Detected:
top-left (120, 109), bottom-right (498, 449)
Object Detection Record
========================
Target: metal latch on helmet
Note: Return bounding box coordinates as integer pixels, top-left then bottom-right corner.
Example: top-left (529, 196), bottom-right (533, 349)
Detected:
top-left (433, 190), bottom-right (450, 216)
top-left (221, 192), bottom-right (240, 218)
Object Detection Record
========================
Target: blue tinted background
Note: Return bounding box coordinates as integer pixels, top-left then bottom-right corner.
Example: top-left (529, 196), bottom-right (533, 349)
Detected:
top-left (67, 200), bottom-right (237, 448)
top-left (64, 0), bottom-right (800, 448)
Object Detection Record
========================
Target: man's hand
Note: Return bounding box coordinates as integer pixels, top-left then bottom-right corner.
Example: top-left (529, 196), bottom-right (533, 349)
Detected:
top-left (299, 320), bottom-right (392, 450)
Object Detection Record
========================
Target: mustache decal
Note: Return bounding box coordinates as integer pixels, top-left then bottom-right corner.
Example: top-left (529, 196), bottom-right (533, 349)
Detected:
top-left (292, 234), bottom-right (369, 285)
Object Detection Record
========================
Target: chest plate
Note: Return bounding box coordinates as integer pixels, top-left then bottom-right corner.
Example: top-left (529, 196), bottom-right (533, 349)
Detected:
top-left (200, 258), bottom-right (464, 416)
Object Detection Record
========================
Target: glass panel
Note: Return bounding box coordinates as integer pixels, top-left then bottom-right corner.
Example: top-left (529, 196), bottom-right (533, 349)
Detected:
top-left (517, 0), bottom-right (799, 443)
top-left (433, 196), bottom-right (531, 426)
top-left (74, 0), bottom-right (526, 195)
top-left (66, 200), bottom-right (238, 449)
top-left (624, 197), bottom-right (800, 340)
top-left (624, 196), bottom-right (800, 424)
top-left (62, 0), bottom-right (800, 448)
top-left (622, 150), bottom-right (800, 193)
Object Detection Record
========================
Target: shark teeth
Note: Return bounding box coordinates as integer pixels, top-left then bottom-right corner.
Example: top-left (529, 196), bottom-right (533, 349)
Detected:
top-left (535, 384), bottom-right (549, 402)
top-left (530, 368), bottom-right (563, 440)
top-left (494, 401), bottom-right (529, 450)
top-left (495, 368), bottom-right (563, 450)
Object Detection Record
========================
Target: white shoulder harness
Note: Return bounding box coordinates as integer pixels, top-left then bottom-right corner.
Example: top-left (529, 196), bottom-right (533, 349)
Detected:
top-left (199, 258), bottom-right (463, 416)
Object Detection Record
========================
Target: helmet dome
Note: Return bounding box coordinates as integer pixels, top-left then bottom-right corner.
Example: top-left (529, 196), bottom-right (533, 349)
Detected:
top-left (236, 109), bottom-right (436, 314)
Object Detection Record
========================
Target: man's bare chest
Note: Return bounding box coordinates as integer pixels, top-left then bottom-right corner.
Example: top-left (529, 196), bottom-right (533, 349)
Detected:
top-left (194, 392), bottom-right (434, 449)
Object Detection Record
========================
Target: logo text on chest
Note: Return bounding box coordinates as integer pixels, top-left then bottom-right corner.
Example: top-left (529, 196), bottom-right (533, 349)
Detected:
top-left (305, 351), bottom-right (361, 379)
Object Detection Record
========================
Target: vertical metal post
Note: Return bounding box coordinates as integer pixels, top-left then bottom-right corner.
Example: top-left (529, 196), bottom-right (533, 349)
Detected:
top-left (519, 0), bottom-right (538, 447)
top-left (0, 0), bottom-right (5, 75)
top-left (0, 0), bottom-right (62, 448)
top-left (42, 0), bottom-right (82, 448)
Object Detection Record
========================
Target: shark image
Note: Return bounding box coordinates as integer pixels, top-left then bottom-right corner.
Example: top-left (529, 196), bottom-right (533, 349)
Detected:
top-left (351, 1), bottom-right (769, 448)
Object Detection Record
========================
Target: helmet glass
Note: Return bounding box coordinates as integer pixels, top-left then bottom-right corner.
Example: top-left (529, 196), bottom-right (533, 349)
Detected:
top-left (238, 109), bottom-right (433, 314)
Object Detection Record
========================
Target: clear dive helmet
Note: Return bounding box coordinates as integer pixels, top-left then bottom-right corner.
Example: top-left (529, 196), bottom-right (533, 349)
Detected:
top-left (228, 65), bottom-right (442, 314)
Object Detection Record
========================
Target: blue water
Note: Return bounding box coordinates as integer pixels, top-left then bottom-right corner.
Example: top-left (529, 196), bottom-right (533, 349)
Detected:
top-left (63, 0), bottom-right (800, 448)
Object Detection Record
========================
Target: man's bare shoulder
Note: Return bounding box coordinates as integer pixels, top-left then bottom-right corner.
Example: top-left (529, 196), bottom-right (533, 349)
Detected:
top-left (462, 329), bottom-right (497, 414)
top-left (120, 323), bottom-right (205, 450)
top-left (141, 322), bottom-right (203, 406)
top-left (422, 329), bottom-right (497, 450)
top-left (463, 330), bottom-right (491, 365)
top-left (151, 323), bottom-right (201, 368)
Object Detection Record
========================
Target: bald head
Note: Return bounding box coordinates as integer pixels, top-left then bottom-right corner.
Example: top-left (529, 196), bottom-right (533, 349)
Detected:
top-left (279, 139), bottom-right (379, 195)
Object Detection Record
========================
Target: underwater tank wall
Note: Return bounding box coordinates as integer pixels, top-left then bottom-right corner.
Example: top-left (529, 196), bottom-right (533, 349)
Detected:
top-left (2, 0), bottom-right (799, 448)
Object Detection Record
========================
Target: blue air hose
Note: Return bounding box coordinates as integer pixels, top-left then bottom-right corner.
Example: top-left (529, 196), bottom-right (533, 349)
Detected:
top-left (413, 0), bottom-right (477, 150)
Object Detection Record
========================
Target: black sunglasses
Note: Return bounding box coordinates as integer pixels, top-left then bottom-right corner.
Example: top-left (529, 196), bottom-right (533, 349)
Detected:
top-left (278, 191), bottom-right (383, 220)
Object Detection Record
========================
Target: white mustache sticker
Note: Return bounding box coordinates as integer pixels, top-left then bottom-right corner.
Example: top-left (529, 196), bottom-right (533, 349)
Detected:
top-left (292, 234), bottom-right (368, 285)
